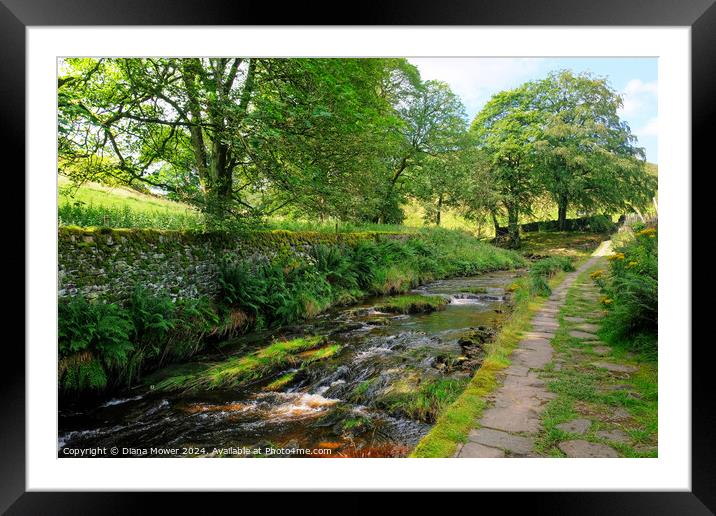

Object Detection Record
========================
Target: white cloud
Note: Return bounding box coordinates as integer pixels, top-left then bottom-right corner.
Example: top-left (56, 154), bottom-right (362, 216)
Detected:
top-left (624, 78), bottom-right (658, 96)
top-left (408, 58), bottom-right (544, 118)
top-left (619, 79), bottom-right (658, 117)
top-left (637, 117), bottom-right (659, 137)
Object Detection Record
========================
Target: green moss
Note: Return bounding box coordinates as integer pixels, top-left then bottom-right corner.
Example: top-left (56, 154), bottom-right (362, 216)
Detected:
top-left (299, 344), bottom-right (341, 361)
top-left (263, 371), bottom-right (298, 391)
top-left (152, 336), bottom-right (334, 392)
top-left (378, 376), bottom-right (470, 423)
top-left (375, 295), bottom-right (448, 314)
top-left (349, 378), bottom-right (376, 402)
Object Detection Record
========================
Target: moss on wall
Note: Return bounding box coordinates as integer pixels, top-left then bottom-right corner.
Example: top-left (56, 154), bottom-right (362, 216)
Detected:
top-left (58, 227), bottom-right (406, 303)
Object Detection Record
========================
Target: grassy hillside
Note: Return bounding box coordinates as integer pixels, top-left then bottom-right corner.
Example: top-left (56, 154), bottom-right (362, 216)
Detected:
top-left (58, 176), bottom-right (474, 234)
top-left (58, 162), bottom-right (657, 234)
top-left (59, 176), bottom-right (202, 230)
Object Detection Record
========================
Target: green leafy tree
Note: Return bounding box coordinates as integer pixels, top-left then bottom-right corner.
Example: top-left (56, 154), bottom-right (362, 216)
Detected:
top-left (410, 132), bottom-right (477, 227)
top-left (529, 70), bottom-right (657, 229)
top-left (451, 146), bottom-right (503, 236)
top-left (470, 86), bottom-right (543, 248)
top-left (377, 80), bottom-right (468, 223)
top-left (58, 58), bottom-right (413, 226)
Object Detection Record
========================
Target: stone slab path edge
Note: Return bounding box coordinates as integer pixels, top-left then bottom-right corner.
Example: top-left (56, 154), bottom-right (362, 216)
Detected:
top-left (456, 244), bottom-right (612, 458)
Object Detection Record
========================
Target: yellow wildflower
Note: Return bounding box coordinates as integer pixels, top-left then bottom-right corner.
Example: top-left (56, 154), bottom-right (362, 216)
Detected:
top-left (637, 227), bottom-right (657, 237)
top-left (608, 252), bottom-right (625, 261)
top-left (590, 270), bottom-right (604, 279)
top-left (626, 261), bottom-right (638, 268)
top-left (601, 297), bottom-right (613, 305)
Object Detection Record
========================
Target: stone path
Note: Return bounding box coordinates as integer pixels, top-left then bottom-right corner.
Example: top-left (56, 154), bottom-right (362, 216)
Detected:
top-left (456, 241), bottom-right (615, 458)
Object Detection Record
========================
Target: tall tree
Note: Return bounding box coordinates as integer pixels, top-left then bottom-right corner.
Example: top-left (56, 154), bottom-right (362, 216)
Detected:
top-left (529, 70), bottom-right (656, 229)
top-left (470, 86), bottom-right (543, 248)
top-left (451, 146), bottom-right (503, 236)
top-left (410, 132), bottom-right (476, 227)
top-left (376, 80), bottom-right (467, 223)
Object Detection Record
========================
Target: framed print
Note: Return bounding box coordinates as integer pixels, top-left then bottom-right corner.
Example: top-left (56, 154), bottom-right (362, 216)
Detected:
top-left (3, 0), bottom-right (713, 511)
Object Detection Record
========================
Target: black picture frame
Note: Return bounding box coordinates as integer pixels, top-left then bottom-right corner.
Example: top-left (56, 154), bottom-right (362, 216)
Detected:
top-left (3, 0), bottom-right (711, 512)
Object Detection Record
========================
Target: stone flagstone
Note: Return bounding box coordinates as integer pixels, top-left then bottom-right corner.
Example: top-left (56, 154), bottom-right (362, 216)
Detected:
top-left (569, 330), bottom-right (598, 339)
top-left (591, 362), bottom-right (638, 374)
top-left (564, 316), bottom-right (586, 323)
top-left (576, 323), bottom-right (600, 333)
top-left (511, 347), bottom-right (552, 369)
top-left (533, 321), bottom-right (559, 330)
top-left (556, 418), bottom-right (592, 435)
top-left (596, 429), bottom-right (630, 443)
top-left (468, 428), bottom-right (534, 455)
top-left (505, 364), bottom-right (530, 377)
top-left (524, 331), bottom-right (556, 339)
top-left (458, 442), bottom-right (505, 458)
top-left (558, 440), bottom-right (619, 458)
top-left (480, 406), bottom-right (542, 433)
top-left (607, 407), bottom-right (631, 422)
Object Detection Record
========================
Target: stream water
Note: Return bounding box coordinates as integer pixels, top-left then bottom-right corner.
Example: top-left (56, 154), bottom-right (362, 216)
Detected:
top-left (58, 269), bottom-right (522, 458)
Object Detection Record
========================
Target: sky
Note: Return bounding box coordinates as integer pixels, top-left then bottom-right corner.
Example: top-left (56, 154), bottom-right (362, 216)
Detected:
top-left (408, 58), bottom-right (658, 164)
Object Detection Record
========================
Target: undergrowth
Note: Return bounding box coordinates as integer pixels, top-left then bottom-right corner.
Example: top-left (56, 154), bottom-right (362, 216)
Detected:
top-left (594, 223), bottom-right (658, 353)
top-left (529, 256), bottom-right (575, 296)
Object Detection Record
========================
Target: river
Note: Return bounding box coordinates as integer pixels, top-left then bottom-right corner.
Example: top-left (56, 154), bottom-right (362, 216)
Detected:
top-left (58, 269), bottom-right (522, 458)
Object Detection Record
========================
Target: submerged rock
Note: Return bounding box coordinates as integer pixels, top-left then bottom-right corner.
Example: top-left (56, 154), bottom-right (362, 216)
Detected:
top-left (456, 326), bottom-right (496, 348)
top-left (451, 326), bottom-right (496, 372)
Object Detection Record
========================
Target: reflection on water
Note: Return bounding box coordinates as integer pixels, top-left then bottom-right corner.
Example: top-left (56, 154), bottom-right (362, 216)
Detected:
top-left (59, 269), bottom-right (522, 457)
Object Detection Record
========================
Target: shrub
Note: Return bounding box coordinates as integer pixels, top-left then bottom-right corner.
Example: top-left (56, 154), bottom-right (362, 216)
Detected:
top-left (586, 215), bottom-right (616, 233)
top-left (218, 257), bottom-right (335, 328)
top-left (598, 225), bottom-right (658, 351)
top-left (217, 230), bottom-right (525, 329)
top-left (171, 297), bottom-right (220, 358)
top-left (58, 297), bottom-right (134, 392)
top-left (59, 290), bottom-right (220, 394)
top-left (217, 260), bottom-right (268, 318)
top-left (127, 287), bottom-right (177, 356)
top-left (529, 256), bottom-right (575, 296)
top-left (311, 244), bottom-right (358, 290)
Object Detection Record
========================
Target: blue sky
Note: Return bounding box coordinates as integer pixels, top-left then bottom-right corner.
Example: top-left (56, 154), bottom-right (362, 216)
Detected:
top-left (409, 58), bottom-right (658, 163)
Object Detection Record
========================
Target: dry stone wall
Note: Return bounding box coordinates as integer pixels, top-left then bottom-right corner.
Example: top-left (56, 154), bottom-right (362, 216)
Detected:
top-left (58, 227), bottom-right (401, 303)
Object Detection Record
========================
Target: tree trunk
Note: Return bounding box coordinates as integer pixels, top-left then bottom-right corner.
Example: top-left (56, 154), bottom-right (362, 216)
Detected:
top-left (557, 194), bottom-right (568, 231)
top-left (180, 61), bottom-right (210, 193)
top-left (378, 156), bottom-right (410, 223)
top-left (507, 205), bottom-right (520, 249)
top-left (436, 193), bottom-right (443, 226)
top-left (213, 142), bottom-right (231, 199)
top-left (491, 211), bottom-right (500, 236)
